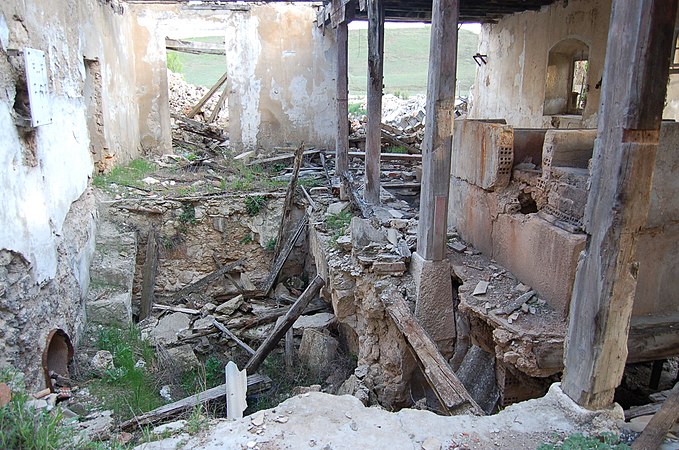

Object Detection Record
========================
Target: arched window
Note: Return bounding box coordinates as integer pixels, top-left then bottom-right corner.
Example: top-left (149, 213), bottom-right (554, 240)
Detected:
top-left (543, 38), bottom-right (590, 116)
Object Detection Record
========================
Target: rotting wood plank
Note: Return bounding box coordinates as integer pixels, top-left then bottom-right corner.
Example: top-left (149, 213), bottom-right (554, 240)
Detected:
top-left (632, 382), bottom-right (679, 450)
top-left (119, 373), bottom-right (270, 430)
top-left (245, 276), bottom-right (325, 374)
top-left (246, 149), bottom-right (321, 167)
top-left (260, 213), bottom-right (309, 296)
top-left (212, 319), bottom-right (255, 355)
top-left (171, 114), bottom-right (226, 141)
top-left (273, 143), bottom-right (305, 258)
top-left (139, 228), bottom-right (158, 321)
top-left (225, 303), bottom-right (327, 331)
top-left (187, 72), bottom-right (228, 118)
top-left (165, 38), bottom-right (226, 56)
top-left (381, 292), bottom-right (483, 416)
top-left (561, 0), bottom-right (678, 409)
top-left (347, 151), bottom-right (421, 161)
top-left (345, 171), bottom-right (373, 218)
top-left (152, 304), bottom-right (200, 315)
top-left (169, 258), bottom-right (244, 302)
top-left (207, 84), bottom-right (229, 124)
top-left (364, 0), bottom-right (384, 205)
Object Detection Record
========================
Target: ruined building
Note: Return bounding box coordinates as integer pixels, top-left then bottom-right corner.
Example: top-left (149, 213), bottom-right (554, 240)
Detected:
top-left (1, 0), bottom-right (678, 446)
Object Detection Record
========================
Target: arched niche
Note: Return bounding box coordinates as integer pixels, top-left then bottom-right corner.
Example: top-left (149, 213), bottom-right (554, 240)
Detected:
top-left (543, 38), bottom-right (590, 116)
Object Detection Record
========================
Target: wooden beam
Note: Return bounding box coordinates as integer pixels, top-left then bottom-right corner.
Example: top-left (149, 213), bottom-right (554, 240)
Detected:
top-left (139, 229), bottom-right (158, 321)
top-left (336, 21), bottom-right (349, 201)
top-left (561, 0), bottom-right (678, 409)
top-left (348, 151), bottom-right (421, 161)
top-left (187, 72), bottom-right (228, 118)
top-left (207, 84), bottom-right (228, 124)
top-left (261, 212), bottom-right (309, 296)
top-left (165, 38), bottom-right (226, 56)
top-left (169, 258), bottom-right (244, 302)
top-left (416, 0), bottom-right (458, 261)
top-left (273, 143), bottom-right (304, 258)
top-left (631, 383), bottom-right (679, 450)
top-left (212, 319), bottom-right (255, 356)
top-left (381, 292), bottom-right (483, 415)
top-left (245, 275), bottom-right (325, 374)
top-left (119, 373), bottom-right (270, 429)
top-left (363, 0), bottom-right (384, 205)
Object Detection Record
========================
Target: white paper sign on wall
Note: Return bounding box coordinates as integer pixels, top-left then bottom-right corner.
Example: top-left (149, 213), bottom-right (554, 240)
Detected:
top-left (23, 48), bottom-right (52, 127)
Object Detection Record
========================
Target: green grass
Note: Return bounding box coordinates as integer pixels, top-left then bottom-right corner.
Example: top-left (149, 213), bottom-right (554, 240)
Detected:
top-left (244, 195), bottom-right (267, 216)
top-left (348, 26), bottom-right (479, 97)
top-left (326, 210), bottom-right (352, 231)
top-left (88, 326), bottom-right (165, 420)
top-left (167, 37), bottom-right (226, 88)
top-left (349, 102), bottom-right (367, 116)
top-left (93, 159), bottom-right (156, 190)
top-left (384, 145), bottom-right (409, 154)
top-left (537, 433), bottom-right (630, 450)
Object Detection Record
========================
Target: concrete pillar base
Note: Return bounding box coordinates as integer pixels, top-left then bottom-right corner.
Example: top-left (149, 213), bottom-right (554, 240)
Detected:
top-left (410, 252), bottom-right (456, 359)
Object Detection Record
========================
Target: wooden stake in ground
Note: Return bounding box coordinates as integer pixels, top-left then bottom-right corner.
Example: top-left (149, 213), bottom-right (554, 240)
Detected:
top-left (260, 212), bottom-right (309, 296)
top-left (139, 228), bottom-right (158, 321)
top-left (273, 143), bottom-right (305, 259)
top-left (245, 275), bottom-right (325, 374)
top-left (632, 382), bottom-right (679, 450)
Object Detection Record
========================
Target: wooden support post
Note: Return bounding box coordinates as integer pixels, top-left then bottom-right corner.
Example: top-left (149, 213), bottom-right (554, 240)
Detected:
top-left (562, 0), bottom-right (678, 409)
top-left (187, 72), bottom-right (228, 118)
top-left (273, 143), bottom-right (305, 259)
top-left (245, 276), bottom-right (325, 374)
top-left (285, 327), bottom-right (294, 374)
top-left (336, 21), bottom-right (350, 200)
top-left (363, 0), bottom-right (384, 205)
top-left (139, 228), bottom-right (158, 321)
top-left (416, 0), bottom-right (458, 261)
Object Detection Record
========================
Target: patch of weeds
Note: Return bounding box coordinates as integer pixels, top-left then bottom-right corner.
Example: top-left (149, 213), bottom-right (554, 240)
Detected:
top-left (180, 357), bottom-right (224, 397)
top-left (88, 326), bottom-right (164, 420)
top-left (178, 203), bottom-right (197, 225)
top-left (384, 145), bottom-right (409, 154)
top-left (0, 368), bottom-right (96, 449)
top-left (537, 433), bottom-right (630, 450)
top-left (348, 102), bottom-right (367, 116)
top-left (93, 159), bottom-right (156, 190)
top-left (185, 405), bottom-right (209, 436)
top-left (265, 237), bottom-right (277, 252)
top-left (393, 90), bottom-right (409, 100)
top-left (326, 210), bottom-right (352, 231)
top-left (261, 178), bottom-right (288, 190)
top-left (298, 177), bottom-right (323, 188)
top-left (244, 195), bottom-right (267, 216)
top-left (239, 233), bottom-right (254, 245)
top-left (161, 234), bottom-right (184, 250)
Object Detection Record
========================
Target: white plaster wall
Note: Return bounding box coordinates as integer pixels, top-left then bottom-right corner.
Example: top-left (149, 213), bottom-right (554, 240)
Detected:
top-left (469, 0), bottom-right (611, 128)
top-left (225, 3), bottom-right (336, 152)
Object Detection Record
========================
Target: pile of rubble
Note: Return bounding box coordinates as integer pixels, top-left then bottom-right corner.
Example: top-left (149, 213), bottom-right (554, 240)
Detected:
top-left (167, 70), bottom-right (228, 125)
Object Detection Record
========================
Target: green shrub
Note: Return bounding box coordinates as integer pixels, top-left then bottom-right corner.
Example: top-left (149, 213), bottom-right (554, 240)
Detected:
top-left (326, 210), bottom-right (352, 231)
top-left (384, 145), bottom-right (409, 154)
top-left (244, 196), bottom-right (267, 216)
top-left (167, 51), bottom-right (183, 73)
top-left (537, 433), bottom-right (630, 450)
top-left (348, 102), bottom-right (367, 116)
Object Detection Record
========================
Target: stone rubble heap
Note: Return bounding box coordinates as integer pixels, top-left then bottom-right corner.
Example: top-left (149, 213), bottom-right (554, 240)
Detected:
top-left (167, 70), bottom-right (228, 125)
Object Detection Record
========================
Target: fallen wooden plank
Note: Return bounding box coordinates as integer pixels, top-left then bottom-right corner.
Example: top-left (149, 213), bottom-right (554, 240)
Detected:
top-left (273, 143), bottom-right (305, 258)
top-left (119, 373), bottom-right (270, 430)
top-left (346, 151), bottom-right (421, 161)
top-left (139, 229), bottom-right (158, 321)
top-left (625, 403), bottom-right (662, 421)
top-left (152, 304), bottom-right (200, 315)
top-left (212, 319), bottom-right (255, 355)
top-left (260, 213), bottom-right (309, 296)
top-left (165, 38), bottom-right (226, 56)
top-left (169, 258), bottom-right (244, 302)
top-left (382, 182), bottom-right (421, 189)
top-left (300, 185), bottom-right (316, 211)
top-left (187, 72), bottom-right (228, 118)
top-left (225, 302), bottom-right (326, 331)
top-left (381, 293), bottom-right (483, 416)
top-left (246, 149), bottom-right (321, 167)
top-left (632, 382), bottom-right (679, 450)
top-left (245, 276), bottom-right (325, 374)
top-left (207, 84), bottom-right (229, 124)
top-left (344, 171), bottom-right (373, 218)
top-left (171, 113), bottom-right (226, 140)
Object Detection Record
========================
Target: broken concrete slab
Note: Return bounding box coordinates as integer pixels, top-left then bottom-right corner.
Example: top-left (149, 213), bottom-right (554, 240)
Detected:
top-left (149, 312), bottom-right (191, 346)
top-left (472, 281), bottom-right (489, 296)
top-left (215, 295), bottom-right (244, 316)
top-left (166, 345), bottom-right (200, 372)
top-left (326, 202), bottom-right (350, 216)
top-left (292, 312), bottom-right (337, 332)
top-left (350, 217), bottom-right (388, 249)
top-left (87, 292), bottom-right (132, 326)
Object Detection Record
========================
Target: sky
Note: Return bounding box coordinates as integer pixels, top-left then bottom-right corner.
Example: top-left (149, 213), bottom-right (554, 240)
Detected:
top-left (348, 21), bottom-right (482, 34)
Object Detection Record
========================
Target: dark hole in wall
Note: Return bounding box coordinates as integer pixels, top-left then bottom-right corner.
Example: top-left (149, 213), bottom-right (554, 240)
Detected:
top-left (518, 191), bottom-right (538, 214)
top-left (42, 329), bottom-right (74, 391)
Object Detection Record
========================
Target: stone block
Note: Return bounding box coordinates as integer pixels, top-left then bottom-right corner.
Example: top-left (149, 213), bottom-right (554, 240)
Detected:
top-left (166, 344), bottom-right (199, 372)
top-left (149, 312), bottom-right (191, 346)
top-left (215, 294), bottom-right (244, 316)
top-left (541, 129), bottom-right (596, 179)
top-left (372, 261), bottom-right (406, 274)
top-left (350, 217), bottom-right (388, 248)
top-left (452, 119), bottom-right (514, 191)
top-left (491, 214), bottom-right (585, 317)
top-left (448, 177), bottom-right (495, 257)
top-left (326, 202), bottom-right (349, 216)
top-left (298, 329), bottom-right (339, 375)
top-left (293, 312), bottom-right (337, 332)
top-left (87, 292), bottom-right (131, 326)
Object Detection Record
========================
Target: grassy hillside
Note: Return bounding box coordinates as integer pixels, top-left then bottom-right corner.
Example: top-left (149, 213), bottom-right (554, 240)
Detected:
top-left (349, 26), bottom-right (478, 97)
top-left (171, 28), bottom-right (479, 97)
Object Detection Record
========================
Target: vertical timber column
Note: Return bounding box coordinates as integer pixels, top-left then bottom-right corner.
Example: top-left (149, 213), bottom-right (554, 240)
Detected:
top-left (336, 21), bottom-right (350, 200)
top-left (364, 0), bottom-right (384, 205)
top-left (562, 0), bottom-right (677, 409)
top-left (412, 0), bottom-right (459, 359)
